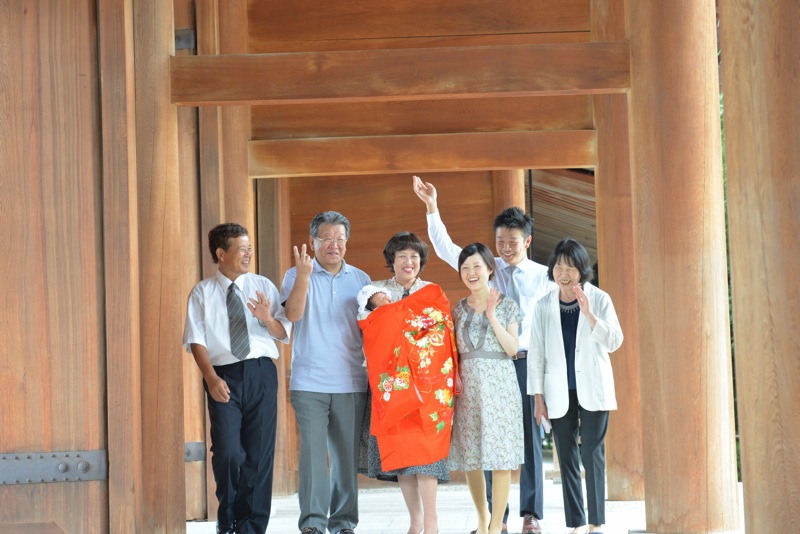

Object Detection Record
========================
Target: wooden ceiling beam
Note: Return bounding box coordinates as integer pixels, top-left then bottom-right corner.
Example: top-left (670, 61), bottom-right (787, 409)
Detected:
top-left (171, 41), bottom-right (629, 106)
top-left (251, 95), bottom-right (593, 139)
top-left (248, 130), bottom-right (596, 178)
top-left (249, 0), bottom-right (589, 48)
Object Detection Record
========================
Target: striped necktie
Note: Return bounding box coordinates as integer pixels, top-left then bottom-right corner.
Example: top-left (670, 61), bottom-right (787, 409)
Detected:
top-left (227, 283), bottom-right (250, 361)
top-left (506, 265), bottom-right (523, 336)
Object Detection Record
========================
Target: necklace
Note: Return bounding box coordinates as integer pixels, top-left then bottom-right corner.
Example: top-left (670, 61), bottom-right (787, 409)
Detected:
top-left (560, 299), bottom-right (579, 313)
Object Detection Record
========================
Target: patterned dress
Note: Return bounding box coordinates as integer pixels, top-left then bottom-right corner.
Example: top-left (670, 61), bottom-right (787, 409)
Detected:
top-left (361, 278), bottom-right (452, 482)
top-left (449, 295), bottom-right (524, 471)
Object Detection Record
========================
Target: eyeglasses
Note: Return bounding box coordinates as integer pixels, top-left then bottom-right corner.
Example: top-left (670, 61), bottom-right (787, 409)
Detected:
top-left (314, 236), bottom-right (348, 247)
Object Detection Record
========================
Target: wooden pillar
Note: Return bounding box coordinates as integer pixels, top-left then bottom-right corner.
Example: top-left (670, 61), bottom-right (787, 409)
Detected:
top-left (491, 169), bottom-right (525, 212)
top-left (590, 0), bottom-right (644, 501)
top-left (134, 0), bottom-right (186, 531)
top-left (257, 178), bottom-right (298, 495)
top-left (627, 2), bottom-right (739, 532)
top-left (719, 1), bottom-right (800, 532)
top-left (174, 0), bottom-right (205, 520)
top-left (219, 1), bottom-right (256, 240)
top-left (99, 0), bottom-right (143, 530)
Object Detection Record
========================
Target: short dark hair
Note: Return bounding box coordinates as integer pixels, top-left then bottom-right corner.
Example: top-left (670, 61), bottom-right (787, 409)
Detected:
top-left (310, 211), bottom-right (351, 238)
top-left (383, 232), bottom-right (429, 273)
top-left (458, 243), bottom-right (497, 281)
top-left (493, 207), bottom-right (534, 238)
top-left (366, 294), bottom-right (380, 312)
top-left (547, 238), bottom-right (594, 285)
top-left (208, 223), bottom-right (248, 264)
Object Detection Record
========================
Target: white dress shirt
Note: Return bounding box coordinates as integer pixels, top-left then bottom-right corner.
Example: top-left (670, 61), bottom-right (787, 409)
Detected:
top-left (183, 271), bottom-right (291, 366)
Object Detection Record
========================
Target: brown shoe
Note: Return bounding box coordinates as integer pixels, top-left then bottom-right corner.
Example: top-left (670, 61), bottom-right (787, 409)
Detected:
top-left (523, 514), bottom-right (542, 534)
top-left (469, 524), bottom-right (508, 534)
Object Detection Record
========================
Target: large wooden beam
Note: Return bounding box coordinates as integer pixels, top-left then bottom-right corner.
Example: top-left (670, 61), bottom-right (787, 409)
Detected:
top-left (720, 1), bottom-right (800, 532)
top-left (628, 1), bottom-right (739, 532)
top-left (171, 41), bottom-right (630, 106)
top-left (249, 0), bottom-right (589, 52)
top-left (249, 31), bottom-right (590, 54)
top-left (249, 130), bottom-right (596, 178)
top-left (252, 96), bottom-right (592, 139)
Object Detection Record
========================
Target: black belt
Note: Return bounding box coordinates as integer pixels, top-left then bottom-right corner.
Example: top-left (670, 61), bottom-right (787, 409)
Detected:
top-left (512, 350), bottom-right (527, 360)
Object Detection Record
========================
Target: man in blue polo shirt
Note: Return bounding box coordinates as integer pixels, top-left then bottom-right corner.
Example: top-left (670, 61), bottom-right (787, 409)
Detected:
top-left (281, 211), bottom-right (371, 534)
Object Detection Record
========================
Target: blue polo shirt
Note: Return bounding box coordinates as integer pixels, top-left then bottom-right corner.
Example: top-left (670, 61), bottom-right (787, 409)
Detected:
top-left (280, 258), bottom-right (371, 393)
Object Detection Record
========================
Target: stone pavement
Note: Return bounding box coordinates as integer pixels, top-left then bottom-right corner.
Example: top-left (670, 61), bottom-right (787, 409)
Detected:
top-left (187, 451), bottom-right (653, 534)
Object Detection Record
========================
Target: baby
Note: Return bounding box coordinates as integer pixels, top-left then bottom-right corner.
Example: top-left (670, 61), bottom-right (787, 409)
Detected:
top-left (357, 285), bottom-right (393, 316)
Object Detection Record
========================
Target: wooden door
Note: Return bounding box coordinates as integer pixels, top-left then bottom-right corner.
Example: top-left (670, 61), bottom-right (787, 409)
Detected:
top-left (0, 1), bottom-right (108, 532)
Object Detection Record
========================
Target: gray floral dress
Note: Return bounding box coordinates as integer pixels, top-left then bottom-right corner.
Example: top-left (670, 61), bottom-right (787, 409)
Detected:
top-left (449, 295), bottom-right (524, 471)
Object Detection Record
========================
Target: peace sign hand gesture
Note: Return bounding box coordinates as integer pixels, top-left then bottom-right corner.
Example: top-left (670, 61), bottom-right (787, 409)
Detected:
top-left (293, 244), bottom-right (313, 279)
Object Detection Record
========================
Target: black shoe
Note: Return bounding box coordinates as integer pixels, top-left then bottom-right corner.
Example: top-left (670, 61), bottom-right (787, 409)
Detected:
top-left (216, 523), bottom-right (234, 534)
top-left (301, 528), bottom-right (324, 534)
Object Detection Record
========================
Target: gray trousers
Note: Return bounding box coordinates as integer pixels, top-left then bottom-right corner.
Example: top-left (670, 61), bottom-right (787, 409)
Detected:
top-left (290, 390), bottom-right (368, 533)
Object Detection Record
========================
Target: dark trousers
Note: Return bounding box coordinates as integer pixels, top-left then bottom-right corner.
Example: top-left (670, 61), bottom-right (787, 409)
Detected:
top-left (485, 357), bottom-right (544, 522)
top-left (551, 389), bottom-right (609, 528)
top-left (206, 358), bottom-right (278, 534)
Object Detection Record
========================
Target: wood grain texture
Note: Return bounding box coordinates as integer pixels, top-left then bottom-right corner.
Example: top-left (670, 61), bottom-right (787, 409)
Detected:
top-left (491, 170), bottom-right (526, 214)
top-left (719, 0), bottom-right (800, 531)
top-left (531, 170), bottom-right (597, 265)
top-left (593, 92), bottom-right (644, 502)
top-left (133, 0), bottom-right (187, 530)
top-left (252, 96), bottom-right (593, 140)
top-left (178, 101), bottom-right (206, 521)
top-left (170, 41), bottom-right (630, 106)
top-left (249, 30), bottom-right (590, 54)
top-left (628, 1), bottom-right (739, 531)
top-left (98, 0), bottom-right (144, 530)
top-left (0, 0), bottom-right (107, 530)
top-left (590, 0), bottom-right (644, 502)
top-left (248, 0), bottom-right (589, 51)
top-left (249, 131), bottom-right (597, 178)
top-left (219, 0), bottom-right (257, 260)
top-left (256, 179), bottom-right (297, 495)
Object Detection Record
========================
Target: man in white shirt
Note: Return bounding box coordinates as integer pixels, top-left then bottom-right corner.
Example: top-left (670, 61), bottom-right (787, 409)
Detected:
top-left (183, 223), bottom-right (291, 534)
top-left (413, 176), bottom-right (553, 534)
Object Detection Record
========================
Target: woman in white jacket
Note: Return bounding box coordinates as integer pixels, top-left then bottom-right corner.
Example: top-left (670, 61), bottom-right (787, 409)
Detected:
top-left (527, 238), bottom-right (623, 534)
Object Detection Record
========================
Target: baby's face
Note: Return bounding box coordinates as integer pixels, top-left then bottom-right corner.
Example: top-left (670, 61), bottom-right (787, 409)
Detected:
top-left (370, 292), bottom-right (393, 308)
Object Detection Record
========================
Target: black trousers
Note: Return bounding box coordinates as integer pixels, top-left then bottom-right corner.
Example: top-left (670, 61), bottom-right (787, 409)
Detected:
top-left (485, 357), bottom-right (544, 522)
top-left (206, 358), bottom-right (278, 534)
top-left (551, 389), bottom-right (609, 528)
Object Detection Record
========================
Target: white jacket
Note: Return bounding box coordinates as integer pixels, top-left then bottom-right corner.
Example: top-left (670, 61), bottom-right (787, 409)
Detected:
top-left (527, 283), bottom-right (623, 418)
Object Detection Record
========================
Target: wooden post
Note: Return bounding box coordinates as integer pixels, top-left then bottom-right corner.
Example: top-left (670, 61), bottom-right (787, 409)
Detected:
top-left (219, 1), bottom-right (256, 243)
top-left (134, 0), bottom-right (186, 531)
top-left (491, 169), bottom-right (526, 212)
top-left (719, 1), bottom-right (800, 532)
top-left (627, 1), bottom-right (739, 531)
top-left (99, 0), bottom-right (143, 530)
top-left (257, 178), bottom-right (298, 495)
top-left (590, 0), bottom-right (645, 501)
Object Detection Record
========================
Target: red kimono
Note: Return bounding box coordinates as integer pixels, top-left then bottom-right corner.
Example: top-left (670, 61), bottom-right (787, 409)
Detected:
top-left (359, 283), bottom-right (459, 471)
